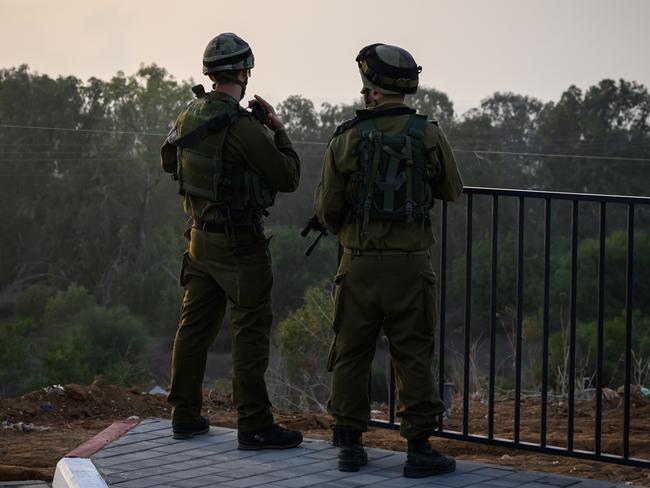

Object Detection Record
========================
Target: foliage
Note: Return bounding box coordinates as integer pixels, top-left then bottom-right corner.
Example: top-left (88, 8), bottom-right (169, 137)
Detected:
top-left (548, 311), bottom-right (650, 392)
top-left (0, 319), bottom-right (34, 396)
top-left (1, 64), bottom-right (650, 399)
top-left (269, 225), bottom-right (337, 320)
top-left (273, 285), bottom-right (333, 410)
top-left (15, 284), bottom-right (53, 321)
top-left (36, 284), bottom-right (147, 388)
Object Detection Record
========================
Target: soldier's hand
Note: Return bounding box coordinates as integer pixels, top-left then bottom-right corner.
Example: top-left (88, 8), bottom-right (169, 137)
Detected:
top-left (249, 95), bottom-right (285, 132)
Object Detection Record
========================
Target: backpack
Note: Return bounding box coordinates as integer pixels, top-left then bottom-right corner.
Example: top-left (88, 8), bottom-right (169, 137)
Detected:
top-left (350, 113), bottom-right (432, 234)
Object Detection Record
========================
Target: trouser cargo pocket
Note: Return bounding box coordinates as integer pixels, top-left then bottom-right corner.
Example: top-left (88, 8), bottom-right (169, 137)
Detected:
top-left (327, 271), bottom-right (347, 372)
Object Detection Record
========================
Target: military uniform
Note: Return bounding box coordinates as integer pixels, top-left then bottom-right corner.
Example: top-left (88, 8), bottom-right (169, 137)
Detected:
top-left (314, 43), bottom-right (462, 476)
top-left (162, 33), bottom-right (302, 447)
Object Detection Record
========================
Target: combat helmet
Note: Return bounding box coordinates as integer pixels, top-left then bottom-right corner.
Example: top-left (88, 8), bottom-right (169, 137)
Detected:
top-left (356, 43), bottom-right (421, 95)
top-left (202, 33), bottom-right (254, 75)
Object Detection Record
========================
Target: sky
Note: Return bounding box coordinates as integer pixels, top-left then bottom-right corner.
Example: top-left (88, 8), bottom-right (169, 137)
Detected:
top-left (1, 0), bottom-right (649, 115)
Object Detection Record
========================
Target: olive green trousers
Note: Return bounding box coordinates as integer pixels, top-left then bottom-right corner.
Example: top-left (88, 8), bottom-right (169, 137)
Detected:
top-left (168, 228), bottom-right (274, 432)
top-left (327, 251), bottom-right (445, 440)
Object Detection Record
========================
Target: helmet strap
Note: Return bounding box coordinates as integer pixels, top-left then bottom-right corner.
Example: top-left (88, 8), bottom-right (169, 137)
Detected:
top-left (214, 71), bottom-right (248, 101)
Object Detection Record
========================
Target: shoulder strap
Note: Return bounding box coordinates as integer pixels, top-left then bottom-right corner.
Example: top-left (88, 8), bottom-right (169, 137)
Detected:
top-left (406, 114), bottom-right (428, 139)
top-left (168, 112), bottom-right (238, 149)
top-left (331, 106), bottom-right (416, 140)
top-left (356, 117), bottom-right (377, 139)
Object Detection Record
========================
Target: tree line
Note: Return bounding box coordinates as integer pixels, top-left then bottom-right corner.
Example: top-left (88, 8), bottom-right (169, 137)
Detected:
top-left (0, 64), bottom-right (648, 400)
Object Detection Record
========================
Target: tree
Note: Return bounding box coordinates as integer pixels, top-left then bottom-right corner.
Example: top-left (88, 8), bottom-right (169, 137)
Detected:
top-left (406, 85), bottom-right (455, 124)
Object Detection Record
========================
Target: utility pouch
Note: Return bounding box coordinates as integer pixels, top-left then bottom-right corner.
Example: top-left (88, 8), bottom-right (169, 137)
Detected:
top-left (160, 129), bottom-right (179, 177)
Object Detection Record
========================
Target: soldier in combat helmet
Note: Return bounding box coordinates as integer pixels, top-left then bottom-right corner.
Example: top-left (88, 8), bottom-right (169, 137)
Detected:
top-left (160, 32), bottom-right (303, 449)
top-left (314, 43), bottom-right (463, 476)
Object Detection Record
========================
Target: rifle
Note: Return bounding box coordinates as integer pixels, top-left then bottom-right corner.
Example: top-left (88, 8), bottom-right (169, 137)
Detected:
top-left (301, 215), bottom-right (327, 256)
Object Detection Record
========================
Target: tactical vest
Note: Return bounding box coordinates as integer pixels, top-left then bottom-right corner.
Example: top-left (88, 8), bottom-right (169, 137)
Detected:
top-left (173, 93), bottom-right (276, 211)
top-left (348, 112), bottom-right (432, 233)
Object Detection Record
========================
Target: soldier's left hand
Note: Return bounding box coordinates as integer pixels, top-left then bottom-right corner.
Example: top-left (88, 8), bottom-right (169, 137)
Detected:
top-left (249, 95), bottom-right (285, 132)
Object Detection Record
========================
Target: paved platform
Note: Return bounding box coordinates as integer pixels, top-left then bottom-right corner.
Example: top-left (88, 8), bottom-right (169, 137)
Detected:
top-left (89, 419), bottom-right (626, 487)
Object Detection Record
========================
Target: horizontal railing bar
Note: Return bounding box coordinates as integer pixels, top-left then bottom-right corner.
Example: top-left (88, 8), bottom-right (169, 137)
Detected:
top-left (367, 420), bottom-right (650, 469)
top-left (463, 186), bottom-right (650, 205)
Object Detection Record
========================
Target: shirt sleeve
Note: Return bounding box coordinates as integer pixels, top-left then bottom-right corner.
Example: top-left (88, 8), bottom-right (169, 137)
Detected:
top-left (227, 117), bottom-right (301, 193)
top-left (314, 143), bottom-right (348, 235)
top-left (430, 126), bottom-right (464, 201)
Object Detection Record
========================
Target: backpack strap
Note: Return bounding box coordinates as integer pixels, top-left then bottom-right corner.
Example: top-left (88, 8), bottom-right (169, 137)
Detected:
top-left (168, 112), bottom-right (237, 149)
top-left (331, 106), bottom-right (416, 140)
top-left (404, 115), bottom-right (429, 221)
top-left (356, 118), bottom-right (383, 237)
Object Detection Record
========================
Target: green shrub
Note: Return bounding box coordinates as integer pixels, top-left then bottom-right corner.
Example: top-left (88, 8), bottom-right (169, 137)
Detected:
top-left (35, 284), bottom-right (148, 388)
top-left (15, 285), bottom-right (53, 321)
top-left (43, 284), bottom-right (94, 331)
top-left (274, 285), bottom-right (333, 409)
top-left (0, 319), bottom-right (34, 396)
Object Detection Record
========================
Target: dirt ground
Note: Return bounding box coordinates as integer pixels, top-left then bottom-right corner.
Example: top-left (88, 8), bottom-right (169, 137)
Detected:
top-left (1, 379), bottom-right (649, 486)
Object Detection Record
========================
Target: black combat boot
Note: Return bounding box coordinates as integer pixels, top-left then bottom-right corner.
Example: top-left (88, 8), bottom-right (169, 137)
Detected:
top-left (403, 437), bottom-right (456, 478)
top-left (172, 415), bottom-right (210, 439)
top-left (238, 424), bottom-right (303, 450)
top-left (336, 428), bottom-right (368, 472)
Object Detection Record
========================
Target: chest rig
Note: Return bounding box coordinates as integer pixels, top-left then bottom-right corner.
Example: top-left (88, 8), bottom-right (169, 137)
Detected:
top-left (165, 88), bottom-right (276, 212)
top-left (344, 110), bottom-right (432, 234)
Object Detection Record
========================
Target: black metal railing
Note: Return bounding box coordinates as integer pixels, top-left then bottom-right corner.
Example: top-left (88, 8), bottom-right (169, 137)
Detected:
top-left (369, 186), bottom-right (650, 469)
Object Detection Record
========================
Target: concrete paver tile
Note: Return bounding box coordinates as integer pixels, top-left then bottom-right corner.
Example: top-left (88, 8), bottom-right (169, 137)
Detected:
top-left (142, 443), bottom-right (210, 455)
top-left (533, 474), bottom-right (583, 487)
top-left (273, 474), bottom-right (347, 488)
top-left (286, 463), bottom-right (331, 475)
top-left (100, 440), bottom-right (162, 456)
top-left (478, 479), bottom-right (528, 487)
top-left (518, 484), bottom-right (570, 488)
top-left (110, 473), bottom-right (178, 487)
top-left (270, 455), bottom-right (325, 468)
top-left (366, 448), bottom-right (398, 461)
top-left (103, 464), bottom-right (178, 482)
top-left (166, 475), bottom-right (238, 487)
top-left (304, 448), bottom-right (343, 460)
top-left (425, 472), bottom-right (494, 486)
top-left (299, 440), bottom-right (334, 451)
top-left (161, 465), bottom-right (229, 480)
top-left (82, 424), bottom-right (630, 488)
top-left (470, 467), bottom-right (518, 478)
top-left (501, 472), bottom-right (546, 483)
top-left (216, 473), bottom-right (295, 487)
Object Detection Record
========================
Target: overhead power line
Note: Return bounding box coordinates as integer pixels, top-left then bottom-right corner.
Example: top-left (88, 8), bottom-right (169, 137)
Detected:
top-left (452, 149), bottom-right (650, 162)
top-left (0, 124), bottom-right (165, 137)
top-left (1, 124), bottom-right (649, 163)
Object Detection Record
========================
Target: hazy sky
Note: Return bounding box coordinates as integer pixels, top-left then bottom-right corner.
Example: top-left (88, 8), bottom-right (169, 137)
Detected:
top-left (1, 0), bottom-right (649, 114)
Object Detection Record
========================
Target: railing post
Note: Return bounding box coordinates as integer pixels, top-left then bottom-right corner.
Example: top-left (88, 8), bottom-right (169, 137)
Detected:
top-left (515, 197), bottom-right (525, 444)
top-left (595, 202), bottom-right (606, 455)
top-left (624, 204), bottom-right (635, 459)
top-left (567, 200), bottom-right (579, 452)
top-left (463, 193), bottom-right (473, 435)
top-left (438, 201), bottom-right (448, 431)
top-left (541, 198), bottom-right (551, 447)
top-left (488, 195), bottom-right (498, 440)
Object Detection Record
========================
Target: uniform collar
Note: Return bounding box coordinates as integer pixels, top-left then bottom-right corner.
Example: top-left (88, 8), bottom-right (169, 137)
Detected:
top-left (368, 99), bottom-right (409, 111)
top-left (210, 90), bottom-right (240, 105)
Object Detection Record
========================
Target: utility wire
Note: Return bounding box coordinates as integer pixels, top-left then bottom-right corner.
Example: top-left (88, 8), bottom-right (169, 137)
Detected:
top-left (1, 124), bottom-right (649, 162)
top-left (0, 124), bottom-right (165, 137)
top-left (452, 148), bottom-right (650, 162)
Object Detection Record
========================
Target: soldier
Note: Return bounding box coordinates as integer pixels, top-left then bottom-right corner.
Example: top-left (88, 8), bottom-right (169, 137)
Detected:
top-left (314, 43), bottom-right (463, 476)
top-left (160, 32), bottom-right (303, 449)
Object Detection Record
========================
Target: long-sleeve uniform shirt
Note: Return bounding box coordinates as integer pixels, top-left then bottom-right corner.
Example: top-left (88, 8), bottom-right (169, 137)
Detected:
top-left (182, 91), bottom-right (301, 223)
top-left (314, 100), bottom-right (464, 251)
